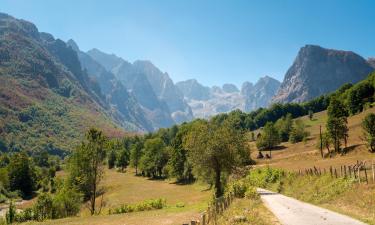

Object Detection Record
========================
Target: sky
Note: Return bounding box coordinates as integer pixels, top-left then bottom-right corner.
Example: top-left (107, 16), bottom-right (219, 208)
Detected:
top-left (1, 0), bottom-right (375, 87)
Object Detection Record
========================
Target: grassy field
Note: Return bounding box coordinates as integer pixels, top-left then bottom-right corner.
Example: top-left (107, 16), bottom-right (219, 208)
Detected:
top-left (216, 198), bottom-right (280, 225)
top-left (23, 169), bottom-right (212, 225)
top-left (252, 107), bottom-right (375, 171)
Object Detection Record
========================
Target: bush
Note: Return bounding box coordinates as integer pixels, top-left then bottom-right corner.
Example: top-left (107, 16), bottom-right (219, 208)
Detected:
top-left (244, 186), bottom-right (259, 200)
top-left (52, 186), bottom-right (82, 218)
top-left (108, 198), bottom-right (166, 215)
top-left (228, 181), bottom-right (248, 198)
top-left (33, 193), bottom-right (53, 221)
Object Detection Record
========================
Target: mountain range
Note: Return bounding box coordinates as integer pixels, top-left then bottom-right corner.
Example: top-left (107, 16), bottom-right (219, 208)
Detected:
top-left (0, 12), bottom-right (374, 153)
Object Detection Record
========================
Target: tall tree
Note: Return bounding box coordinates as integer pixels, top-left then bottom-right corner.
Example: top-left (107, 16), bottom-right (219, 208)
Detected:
top-left (130, 137), bottom-right (143, 175)
top-left (362, 113), bottom-right (375, 152)
top-left (139, 138), bottom-right (168, 178)
top-left (7, 152), bottom-right (36, 197)
top-left (116, 147), bottom-right (129, 172)
top-left (256, 122), bottom-right (280, 158)
top-left (107, 149), bottom-right (116, 169)
top-left (326, 97), bottom-right (349, 154)
top-left (167, 124), bottom-right (193, 182)
top-left (184, 120), bottom-right (248, 197)
top-left (68, 128), bottom-right (106, 215)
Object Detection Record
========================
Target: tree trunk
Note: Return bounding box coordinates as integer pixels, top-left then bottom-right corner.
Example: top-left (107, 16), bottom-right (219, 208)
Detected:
top-left (214, 167), bottom-right (222, 197)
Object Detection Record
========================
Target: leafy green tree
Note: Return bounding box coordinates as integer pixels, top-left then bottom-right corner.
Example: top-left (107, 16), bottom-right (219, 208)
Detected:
top-left (184, 120), bottom-right (248, 197)
top-left (107, 149), bottom-right (116, 169)
top-left (139, 138), bottom-right (168, 178)
top-left (289, 119), bottom-right (309, 143)
top-left (68, 128), bottom-right (106, 215)
top-left (256, 122), bottom-right (280, 158)
top-left (316, 132), bottom-right (332, 157)
top-left (0, 168), bottom-right (9, 190)
top-left (7, 152), bottom-right (37, 198)
top-left (274, 114), bottom-right (293, 142)
top-left (167, 124), bottom-right (193, 182)
top-left (0, 153), bottom-right (10, 168)
top-left (347, 82), bottom-right (374, 115)
top-left (116, 147), bottom-right (129, 172)
top-left (130, 138), bottom-right (143, 175)
top-left (308, 110), bottom-right (314, 120)
top-left (362, 113), bottom-right (375, 152)
top-left (326, 97), bottom-right (349, 154)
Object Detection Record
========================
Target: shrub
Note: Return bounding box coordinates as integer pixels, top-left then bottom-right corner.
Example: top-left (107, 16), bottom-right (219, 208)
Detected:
top-left (108, 198), bottom-right (166, 215)
top-left (52, 186), bottom-right (82, 218)
top-left (33, 193), bottom-right (53, 221)
top-left (228, 180), bottom-right (248, 198)
top-left (244, 186), bottom-right (259, 200)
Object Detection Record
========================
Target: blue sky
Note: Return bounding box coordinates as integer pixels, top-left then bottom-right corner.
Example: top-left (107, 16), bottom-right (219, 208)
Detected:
top-left (1, 0), bottom-right (375, 87)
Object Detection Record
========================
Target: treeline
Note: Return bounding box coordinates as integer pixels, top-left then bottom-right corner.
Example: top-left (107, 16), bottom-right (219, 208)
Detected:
top-left (213, 71), bottom-right (375, 133)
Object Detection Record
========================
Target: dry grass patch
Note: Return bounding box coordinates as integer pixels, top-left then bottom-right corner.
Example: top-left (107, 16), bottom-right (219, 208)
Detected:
top-left (216, 198), bottom-right (280, 225)
top-left (252, 107), bottom-right (375, 171)
top-left (21, 169), bottom-right (212, 225)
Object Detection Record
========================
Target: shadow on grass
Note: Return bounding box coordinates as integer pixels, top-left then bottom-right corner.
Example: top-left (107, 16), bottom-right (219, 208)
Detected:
top-left (344, 144), bottom-right (364, 154)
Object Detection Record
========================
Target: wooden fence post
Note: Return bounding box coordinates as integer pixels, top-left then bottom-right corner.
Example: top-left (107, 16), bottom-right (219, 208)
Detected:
top-left (334, 168), bottom-right (338, 178)
top-left (364, 167), bottom-right (368, 184)
top-left (344, 165), bottom-right (347, 178)
top-left (330, 166), bottom-right (333, 177)
top-left (358, 168), bottom-right (361, 184)
top-left (372, 161), bottom-right (375, 183)
top-left (201, 213), bottom-right (206, 225)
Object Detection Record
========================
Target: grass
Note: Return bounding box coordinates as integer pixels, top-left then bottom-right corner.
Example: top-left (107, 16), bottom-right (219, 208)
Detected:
top-left (251, 107), bottom-right (375, 171)
top-left (216, 198), bottom-right (280, 225)
top-left (21, 169), bottom-right (212, 225)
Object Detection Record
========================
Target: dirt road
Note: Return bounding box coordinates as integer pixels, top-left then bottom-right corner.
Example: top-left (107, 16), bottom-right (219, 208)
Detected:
top-left (257, 188), bottom-right (367, 225)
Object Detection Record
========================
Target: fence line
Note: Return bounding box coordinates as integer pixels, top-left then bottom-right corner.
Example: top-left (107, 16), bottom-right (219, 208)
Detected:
top-left (182, 192), bottom-right (235, 225)
top-left (297, 160), bottom-right (375, 184)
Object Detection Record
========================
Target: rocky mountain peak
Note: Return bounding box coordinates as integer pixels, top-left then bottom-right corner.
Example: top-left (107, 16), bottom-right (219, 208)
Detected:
top-left (272, 45), bottom-right (374, 103)
top-left (368, 58), bottom-right (375, 69)
top-left (67, 39), bottom-right (80, 52)
top-left (222, 83), bottom-right (239, 93)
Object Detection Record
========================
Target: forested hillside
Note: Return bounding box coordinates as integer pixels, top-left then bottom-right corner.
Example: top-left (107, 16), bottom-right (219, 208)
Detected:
top-left (0, 13), bottom-right (127, 154)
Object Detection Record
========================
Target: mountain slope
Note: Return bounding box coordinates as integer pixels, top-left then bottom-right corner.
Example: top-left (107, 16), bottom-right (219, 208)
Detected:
top-left (273, 45), bottom-right (374, 103)
top-left (67, 40), bottom-right (154, 131)
top-left (0, 13), bottom-right (126, 154)
top-left (368, 58), bottom-right (375, 69)
top-left (87, 49), bottom-right (175, 129)
top-left (132, 60), bottom-right (193, 123)
top-left (176, 79), bottom-right (211, 101)
top-left (242, 76), bottom-right (280, 111)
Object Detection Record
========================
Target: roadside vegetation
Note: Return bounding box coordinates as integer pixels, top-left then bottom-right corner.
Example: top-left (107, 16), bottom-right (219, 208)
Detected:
top-left (241, 167), bottom-right (375, 225)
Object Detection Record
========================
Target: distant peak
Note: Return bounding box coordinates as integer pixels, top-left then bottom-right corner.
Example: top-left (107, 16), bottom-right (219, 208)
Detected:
top-left (222, 83), bottom-right (239, 93)
top-left (258, 75), bottom-right (280, 83)
top-left (66, 39), bottom-right (79, 51)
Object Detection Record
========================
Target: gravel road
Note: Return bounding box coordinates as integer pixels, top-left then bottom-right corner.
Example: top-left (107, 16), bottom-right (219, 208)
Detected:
top-left (257, 188), bottom-right (367, 225)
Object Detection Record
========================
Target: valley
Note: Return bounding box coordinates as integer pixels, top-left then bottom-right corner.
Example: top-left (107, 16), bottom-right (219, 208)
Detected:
top-left (1, 4), bottom-right (375, 225)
